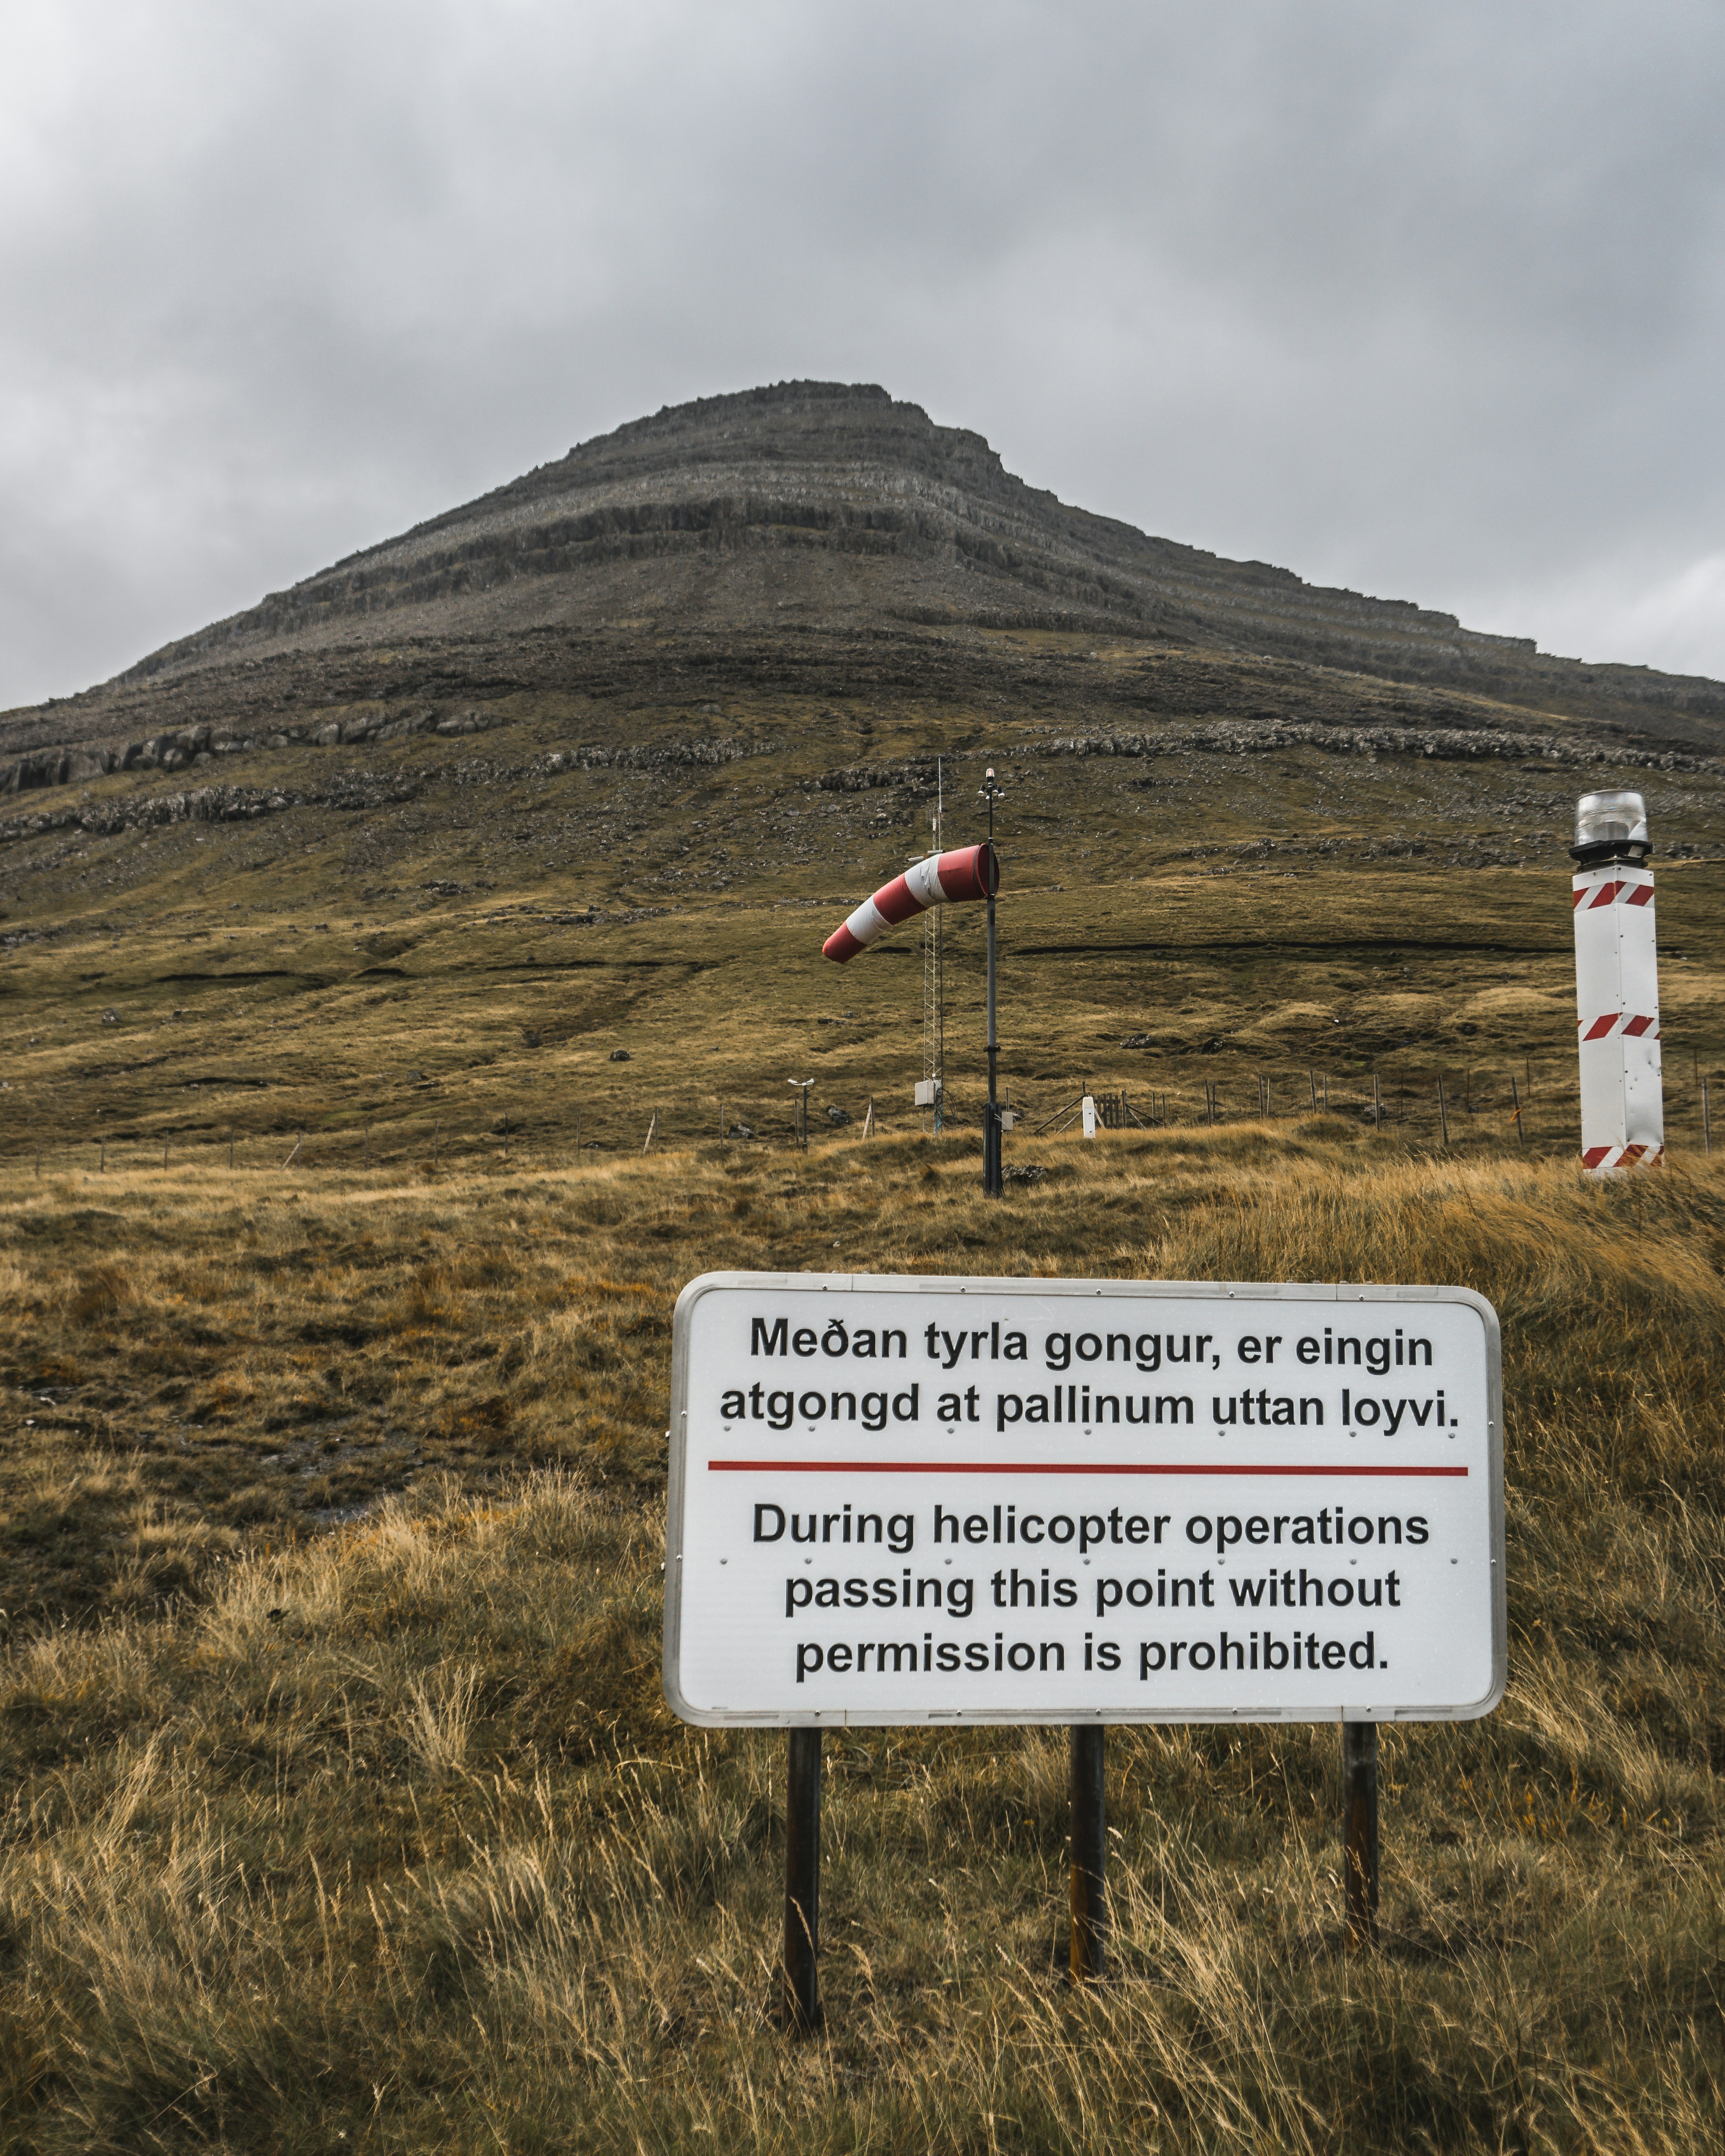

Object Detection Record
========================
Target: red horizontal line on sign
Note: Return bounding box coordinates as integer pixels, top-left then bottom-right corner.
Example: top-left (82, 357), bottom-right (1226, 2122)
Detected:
top-left (706, 1460), bottom-right (1469, 1477)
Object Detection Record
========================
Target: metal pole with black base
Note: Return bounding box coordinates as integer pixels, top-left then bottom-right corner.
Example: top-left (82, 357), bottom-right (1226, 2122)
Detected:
top-left (1342, 1720), bottom-right (1380, 1953)
top-left (981, 767), bottom-right (1004, 1198)
top-left (782, 1727), bottom-right (823, 2033)
top-left (1069, 1723), bottom-right (1107, 1981)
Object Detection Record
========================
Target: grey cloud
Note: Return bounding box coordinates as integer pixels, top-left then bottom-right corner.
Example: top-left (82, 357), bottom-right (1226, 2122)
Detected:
top-left (3, 0), bottom-right (1724, 710)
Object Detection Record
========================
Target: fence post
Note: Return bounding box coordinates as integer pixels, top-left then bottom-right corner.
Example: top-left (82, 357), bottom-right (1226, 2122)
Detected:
top-left (1309, 1068), bottom-right (1318, 1112)
top-left (1511, 1076), bottom-right (1526, 1145)
top-left (1373, 1073), bottom-right (1381, 1129)
top-left (1436, 1077), bottom-right (1449, 1145)
top-left (1705, 1076), bottom-right (1712, 1155)
top-left (644, 1111), bottom-right (658, 1154)
top-left (99, 1139), bottom-right (106, 1172)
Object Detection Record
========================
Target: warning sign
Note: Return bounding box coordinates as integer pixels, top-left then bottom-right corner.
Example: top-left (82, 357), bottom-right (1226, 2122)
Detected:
top-left (662, 1273), bottom-right (1504, 1727)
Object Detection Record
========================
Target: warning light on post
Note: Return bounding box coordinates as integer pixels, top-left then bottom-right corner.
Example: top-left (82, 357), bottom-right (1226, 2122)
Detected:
top-left (1571, 790), bottom-right (1663, 1171)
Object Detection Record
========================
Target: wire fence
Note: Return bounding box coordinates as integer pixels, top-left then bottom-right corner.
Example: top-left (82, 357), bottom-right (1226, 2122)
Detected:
top-left (7, 1054), bottom-right (1719, 1178)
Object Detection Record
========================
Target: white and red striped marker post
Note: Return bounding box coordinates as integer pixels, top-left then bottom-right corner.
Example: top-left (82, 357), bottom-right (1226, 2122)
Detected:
top-left (1571, 790), bottom-right (1663, 1172)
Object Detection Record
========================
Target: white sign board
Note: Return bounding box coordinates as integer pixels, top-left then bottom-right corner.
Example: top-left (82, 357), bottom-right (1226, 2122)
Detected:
top-left (663, 1273), bottom-right (1504, 1727)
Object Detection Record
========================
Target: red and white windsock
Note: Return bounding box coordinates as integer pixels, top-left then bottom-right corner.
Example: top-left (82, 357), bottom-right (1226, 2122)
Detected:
top-left (823, 842), bottom-right (1000, 964)
top-left (1572, 790), bottom-right (1663, 1171)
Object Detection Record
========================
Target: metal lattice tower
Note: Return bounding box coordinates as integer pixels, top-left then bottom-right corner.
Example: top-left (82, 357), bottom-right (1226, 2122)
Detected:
top-left (923, 757), bottom-right (944, 1132)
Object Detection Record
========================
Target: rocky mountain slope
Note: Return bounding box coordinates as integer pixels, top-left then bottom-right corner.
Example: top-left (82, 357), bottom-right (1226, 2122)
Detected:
top-left (5, 381), bottom-right (1724, 793)
top-left (6, 378), bottom-right (1725, 1189)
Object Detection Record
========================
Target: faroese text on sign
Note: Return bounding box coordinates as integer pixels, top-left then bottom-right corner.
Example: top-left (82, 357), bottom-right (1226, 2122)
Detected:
top-left (662, 1273), bottom-right (1504, 1727)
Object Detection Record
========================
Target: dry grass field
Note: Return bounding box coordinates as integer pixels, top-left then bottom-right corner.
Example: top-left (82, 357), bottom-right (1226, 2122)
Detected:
top-left (5, 1124), bottom-right (1725, 2152)
top-left (7, 656), bottom-right (1725, 2149)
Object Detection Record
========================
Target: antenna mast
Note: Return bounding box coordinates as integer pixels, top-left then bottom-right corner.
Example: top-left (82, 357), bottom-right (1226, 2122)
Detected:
top-left (923, 758), bottom-right (944, 1133)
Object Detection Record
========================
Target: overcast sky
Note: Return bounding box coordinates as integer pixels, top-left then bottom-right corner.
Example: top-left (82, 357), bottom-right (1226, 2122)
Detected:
top-left (4, 0), bottom-right (1724, 711)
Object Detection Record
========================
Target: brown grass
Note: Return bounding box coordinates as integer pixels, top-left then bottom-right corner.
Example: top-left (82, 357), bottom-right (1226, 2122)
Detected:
top-left (5, 1127), bottom-right (1725, 2149)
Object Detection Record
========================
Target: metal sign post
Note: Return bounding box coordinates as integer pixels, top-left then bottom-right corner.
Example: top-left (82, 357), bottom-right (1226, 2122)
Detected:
top-left (1342, 1719), bottom-right (1380, 1951)
top-left (664, 1271), bottom-right (1505, 2018)
top-left (782, 1727), bottom-right (823, 2032)
top-left (1069, 1723), bottom-right (1107, 1981)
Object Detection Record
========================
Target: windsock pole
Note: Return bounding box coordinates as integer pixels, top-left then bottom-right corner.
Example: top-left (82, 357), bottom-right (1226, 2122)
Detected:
top-left (823, 825), bottom-right (1002, 1195)
top-left (981, 767), bottom-right (1004, 1198)
top-left (1571, 790), bottom-right (1663, 1171)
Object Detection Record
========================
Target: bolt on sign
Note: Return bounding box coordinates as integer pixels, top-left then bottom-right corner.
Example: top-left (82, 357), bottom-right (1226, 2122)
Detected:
top-left (663, 1273), bottom-right (1505, 1726)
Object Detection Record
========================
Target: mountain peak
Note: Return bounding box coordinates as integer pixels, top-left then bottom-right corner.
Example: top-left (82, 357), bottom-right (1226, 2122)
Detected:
top-left (7, 382), bottom-right (1721, 753)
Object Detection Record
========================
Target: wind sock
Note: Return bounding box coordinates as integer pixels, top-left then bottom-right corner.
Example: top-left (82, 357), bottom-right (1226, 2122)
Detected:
top-left (1572, 790), bottom-right (1663, 1171)
top-left (823, 842), bottom-right (999, 964)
